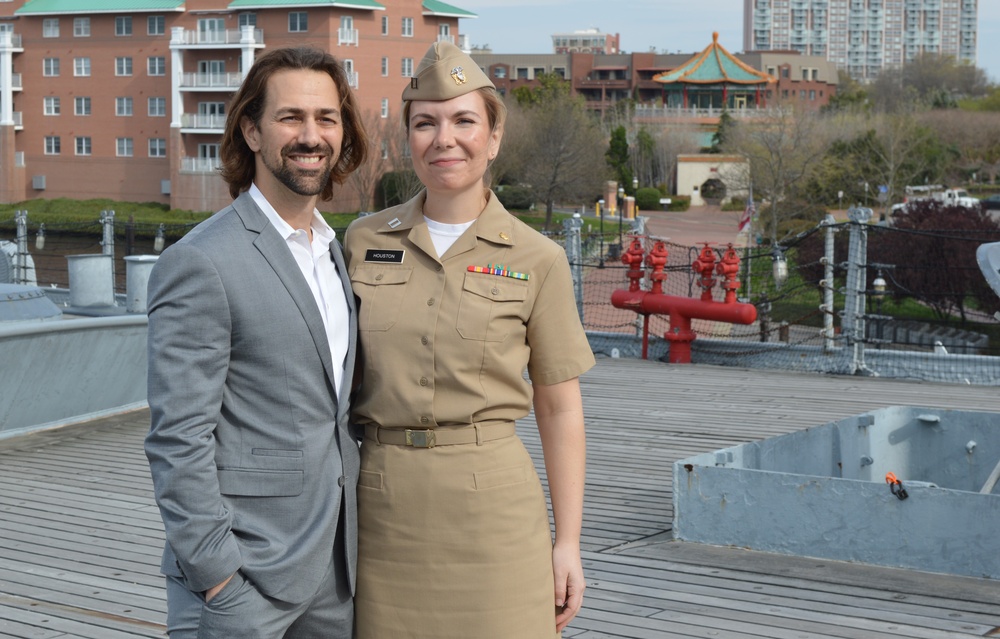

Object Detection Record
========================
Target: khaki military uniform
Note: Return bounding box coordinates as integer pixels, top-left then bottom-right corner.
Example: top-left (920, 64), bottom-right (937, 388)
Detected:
top-left (344, 190), bottom-right (594, 638)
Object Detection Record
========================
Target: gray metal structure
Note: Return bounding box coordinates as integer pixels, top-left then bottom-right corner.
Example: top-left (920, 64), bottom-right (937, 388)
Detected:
top-left (674, 406), bottom-right (1000, 579)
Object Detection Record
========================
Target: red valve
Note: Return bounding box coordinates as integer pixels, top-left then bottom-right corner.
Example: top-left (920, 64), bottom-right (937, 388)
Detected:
top-left (645, 240), bottom-right (668, 295)
top-left (716, 243), bottom-right (742, 303)
top-left (691, 244), bottom-right (717, 301)
top-left (621, 237), bottom-right (645, 293)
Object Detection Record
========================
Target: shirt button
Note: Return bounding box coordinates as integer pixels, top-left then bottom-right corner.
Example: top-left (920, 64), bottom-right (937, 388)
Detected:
top-left (419, 377), bottom-right (428, 386)
top-left (435, 265), bottom-right (443, 272)
top-left (420, 416), bottom-right (430, 424)
top-left (426, 298), bottom-right (435, 306)
top-left (421, 336), bottom-right (429, 345)
top-left (491, 287), bottom-right (499, 295)
top-left (375, 273), bottom-right (384, 281)
top-left (337, 476), bottom-right (346, 487)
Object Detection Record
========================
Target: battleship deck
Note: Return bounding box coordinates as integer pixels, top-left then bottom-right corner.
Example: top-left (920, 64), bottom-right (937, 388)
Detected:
top-left (2, 357), bottom-right (999, 638)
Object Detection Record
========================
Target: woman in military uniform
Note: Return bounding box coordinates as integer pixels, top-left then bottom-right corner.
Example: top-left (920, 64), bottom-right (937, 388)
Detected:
top-left (344, 41), bottom-right (594, 639)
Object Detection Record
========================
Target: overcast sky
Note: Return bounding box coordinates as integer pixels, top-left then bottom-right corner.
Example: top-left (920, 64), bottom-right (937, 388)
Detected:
top-left (455, 0), bottom-right (1000, 83)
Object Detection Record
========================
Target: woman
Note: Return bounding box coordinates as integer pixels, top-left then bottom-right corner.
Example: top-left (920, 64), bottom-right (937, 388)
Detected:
top-left (344, 41), bottom-right (594, 638)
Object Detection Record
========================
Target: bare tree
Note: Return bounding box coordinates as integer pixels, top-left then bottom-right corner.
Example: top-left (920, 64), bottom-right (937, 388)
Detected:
top-left (720, 103), bottom-right (835, 242)
top-left (377, 112), bottom-right (423, 207)
top-left (917, 110), bottom-right (1000, 184)
top-left (347, 109), bottom-right (390, 213)
top-left (502, 85), bottom-right (609, 230)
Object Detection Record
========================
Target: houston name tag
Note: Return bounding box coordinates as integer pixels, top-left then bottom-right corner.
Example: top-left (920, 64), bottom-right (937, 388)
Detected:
top-left (364, 249), bottom-right (405, 264)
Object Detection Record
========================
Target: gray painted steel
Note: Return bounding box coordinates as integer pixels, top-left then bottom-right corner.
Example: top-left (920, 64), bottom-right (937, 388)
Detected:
top-left (0, 314), bottom-right (148, 437)
top-left (674, 405), bottom-right (1000, 579)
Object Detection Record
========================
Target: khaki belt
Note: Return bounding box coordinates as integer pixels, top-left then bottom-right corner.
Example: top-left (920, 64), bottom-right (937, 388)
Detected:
top-left (364, 423), bottom-right (516, 448)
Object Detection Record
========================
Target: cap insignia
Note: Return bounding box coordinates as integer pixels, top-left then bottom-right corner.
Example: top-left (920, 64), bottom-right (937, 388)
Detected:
top-left (450, 66), bottom-right (467, 85)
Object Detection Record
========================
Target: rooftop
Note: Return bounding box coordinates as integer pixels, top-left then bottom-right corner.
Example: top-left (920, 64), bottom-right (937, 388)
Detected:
top-left (2, 359), bottom-right (999, 637)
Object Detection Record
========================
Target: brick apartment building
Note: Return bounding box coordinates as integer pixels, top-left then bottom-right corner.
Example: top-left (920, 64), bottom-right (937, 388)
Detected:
top-left (0, 0), bottom-right (473, 212)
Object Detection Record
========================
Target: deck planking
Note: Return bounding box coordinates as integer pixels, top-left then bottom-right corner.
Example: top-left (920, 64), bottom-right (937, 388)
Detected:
top-left (2, 357), bottom-right (1000, 638)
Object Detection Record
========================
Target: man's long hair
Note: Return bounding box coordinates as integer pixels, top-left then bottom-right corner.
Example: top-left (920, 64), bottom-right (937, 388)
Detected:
top-left (219, 46), bottom-right (368, 200)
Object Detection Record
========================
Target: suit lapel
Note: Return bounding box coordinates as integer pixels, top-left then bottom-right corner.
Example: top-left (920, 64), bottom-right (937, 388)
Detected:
top-left (329, 237), bottom-right (356, 419)
top-left (233, 193), bottom-right (340, 401)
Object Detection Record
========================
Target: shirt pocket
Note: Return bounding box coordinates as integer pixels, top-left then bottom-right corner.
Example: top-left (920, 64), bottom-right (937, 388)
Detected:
top-left (350, 266), bottom-right (412, 332)
top-left (456, 272), bottom-right (528, 342)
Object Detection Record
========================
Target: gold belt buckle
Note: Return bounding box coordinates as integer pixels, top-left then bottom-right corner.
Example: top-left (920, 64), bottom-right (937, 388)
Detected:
top-left (405, 429), bottom-right (436, 448)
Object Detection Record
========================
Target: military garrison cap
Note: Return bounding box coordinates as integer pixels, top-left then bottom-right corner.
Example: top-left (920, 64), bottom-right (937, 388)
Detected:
top-left (402, 41), bottom-right (495, 102)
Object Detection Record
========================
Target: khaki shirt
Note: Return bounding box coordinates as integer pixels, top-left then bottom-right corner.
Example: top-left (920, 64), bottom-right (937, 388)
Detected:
top-left (344, 190), bottom-right (595, 429)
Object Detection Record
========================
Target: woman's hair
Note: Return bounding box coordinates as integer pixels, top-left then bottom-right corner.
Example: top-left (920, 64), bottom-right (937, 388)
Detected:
top-left (402, 87), bottom-right (507, 140)
top-left (219, 46), bottom-right (368, 200)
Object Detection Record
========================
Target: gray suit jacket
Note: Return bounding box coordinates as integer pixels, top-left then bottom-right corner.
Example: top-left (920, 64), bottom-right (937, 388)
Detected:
top-left (145, 191), bottom-right (359, 604)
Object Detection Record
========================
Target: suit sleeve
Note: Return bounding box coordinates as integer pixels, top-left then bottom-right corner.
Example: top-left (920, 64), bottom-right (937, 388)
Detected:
top-left (144, 243), bottom-right (243, 592)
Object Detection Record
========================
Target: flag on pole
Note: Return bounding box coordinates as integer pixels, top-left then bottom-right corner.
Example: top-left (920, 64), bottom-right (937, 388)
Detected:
top-left (738, 195), bottom-right (755, 232)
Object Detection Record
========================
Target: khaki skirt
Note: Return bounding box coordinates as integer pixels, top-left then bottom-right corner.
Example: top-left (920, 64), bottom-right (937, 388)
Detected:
top-left (354, 425), bottom-right (559, 639)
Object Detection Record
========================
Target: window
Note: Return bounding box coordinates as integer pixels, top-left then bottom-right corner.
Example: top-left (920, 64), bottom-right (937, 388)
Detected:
top-left (289, 12), bottom-right (307, 32)
top-left (44, 136), bottom-right (60, 155)
top-left (381, 57), bottom-right (389, 76)
top-left (402, 57), bottom-right (413, 77)
top-left (74, 17), bottom-right (90, 37)
top-left (115, 16), bottom-right (132, 36)
top-left (148, 15), bottom-right (165, 35)
top-left (43, 96), bottom-right (60, 116)
top-left (76, 136), bottom-right (91, 156)
top-left (380, 140), bottom-right (388, 159)
top-left (116, 138), bottom-right (134, 157)
top-left (148, 96), bottom-right (166, 117)
top-left (43, 19), bottom-right (58, 38)
top-left (148, 57), bottom-right (166, 76)
top-left (402, 17), bottom-right (413, 37)
top-left (781, 67), bottom-right (790, 78)
top-left (74, 57), bottom-right (91, 77)
top-left (802, 68), bottom-right (809, 80)
top-left (116, 57), bottom-right (133, 76)
top-left (149, 138), bottom-right (167, 158)
top-left (75, 96), bottom-right (91, 116)
top-left (116, 97), bottom-right (133, 116)
top-left (493, 66), bottom-right (506, 79)
top-left (197, 18), bottom-right (224, 43)
top-left (381, 15), bottom-right (388, 35)
top-left (239, 12), bottom-right (257, 28)
top-left (381, 98), bottom-right (389, 118)
top-left (809, 89), bottom-right (816, 100)
top-left (43, 57), bottom-right (59, 77)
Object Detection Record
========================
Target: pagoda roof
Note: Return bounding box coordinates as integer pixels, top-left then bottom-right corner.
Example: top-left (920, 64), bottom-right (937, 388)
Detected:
top-left (654, 33), bottom-right (775, 86)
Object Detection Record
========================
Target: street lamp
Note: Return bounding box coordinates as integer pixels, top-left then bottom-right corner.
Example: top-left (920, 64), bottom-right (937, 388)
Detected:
top-left (616, 186), bottom-right (625, 252)
top-left (771, 246), bottom-right (788, 289)
top-left (632, 176), bottom-right (638, 193)
top-left (35, 223), bottom-right (45, 250)
top-left (154, 223), bottom-right (166, 253)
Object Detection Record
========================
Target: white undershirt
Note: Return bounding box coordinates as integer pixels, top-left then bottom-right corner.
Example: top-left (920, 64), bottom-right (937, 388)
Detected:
top-left (424, 216), bottom-right (475, 257)
top-left (250, 184), bottom-right (349, 397)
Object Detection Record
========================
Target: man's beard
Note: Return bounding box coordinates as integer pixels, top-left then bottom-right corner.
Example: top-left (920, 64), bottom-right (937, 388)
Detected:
top-left (265, 143), bottom-right (336, 197)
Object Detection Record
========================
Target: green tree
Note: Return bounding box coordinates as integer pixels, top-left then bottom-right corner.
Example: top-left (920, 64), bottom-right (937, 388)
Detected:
top-left (709, 108), bottom-right (735, 153)
top-left (605, 125), bottom-right (633, 192)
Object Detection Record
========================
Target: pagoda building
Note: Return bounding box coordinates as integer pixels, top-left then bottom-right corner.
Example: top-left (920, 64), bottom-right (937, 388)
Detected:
top-left (654, 33), bottom-right (775, 109)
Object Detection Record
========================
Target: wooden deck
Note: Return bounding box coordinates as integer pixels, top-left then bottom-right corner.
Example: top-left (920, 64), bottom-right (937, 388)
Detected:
top-left (2, 357), bottom-right (1000, 638)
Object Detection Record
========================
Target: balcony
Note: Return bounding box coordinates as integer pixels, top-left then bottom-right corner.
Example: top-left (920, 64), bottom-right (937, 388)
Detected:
top-left (437, 34), bottom-right (455, 45)
top-left (346, 71), bottom-right (358, 90)
top-left (179, 72), bottom-right (244, 90)
top-left (171, 28), bottom-right (264, 48)
top-left (0, 33), bottom-right (23, 50)
top-left (180, 113), bottom-right (227, 131)
top-left (9, 73), bottom-right (20, 91)
top-left (181, 157), bottom-right (221, 173)
top-left (338, 28), bottom-right (358, 46)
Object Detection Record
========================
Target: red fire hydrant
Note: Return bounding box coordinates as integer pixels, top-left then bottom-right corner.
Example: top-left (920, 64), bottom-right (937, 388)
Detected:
top-left (610, 239), bottom-right (757, 363)
top-left (691, 244), bottom-right (717, 301)
top-left (716, 243), bottom-right (742, 304)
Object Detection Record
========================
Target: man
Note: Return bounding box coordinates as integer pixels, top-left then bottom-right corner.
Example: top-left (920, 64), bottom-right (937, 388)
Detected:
top-left (144, 46), bottom-right (367, 639)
